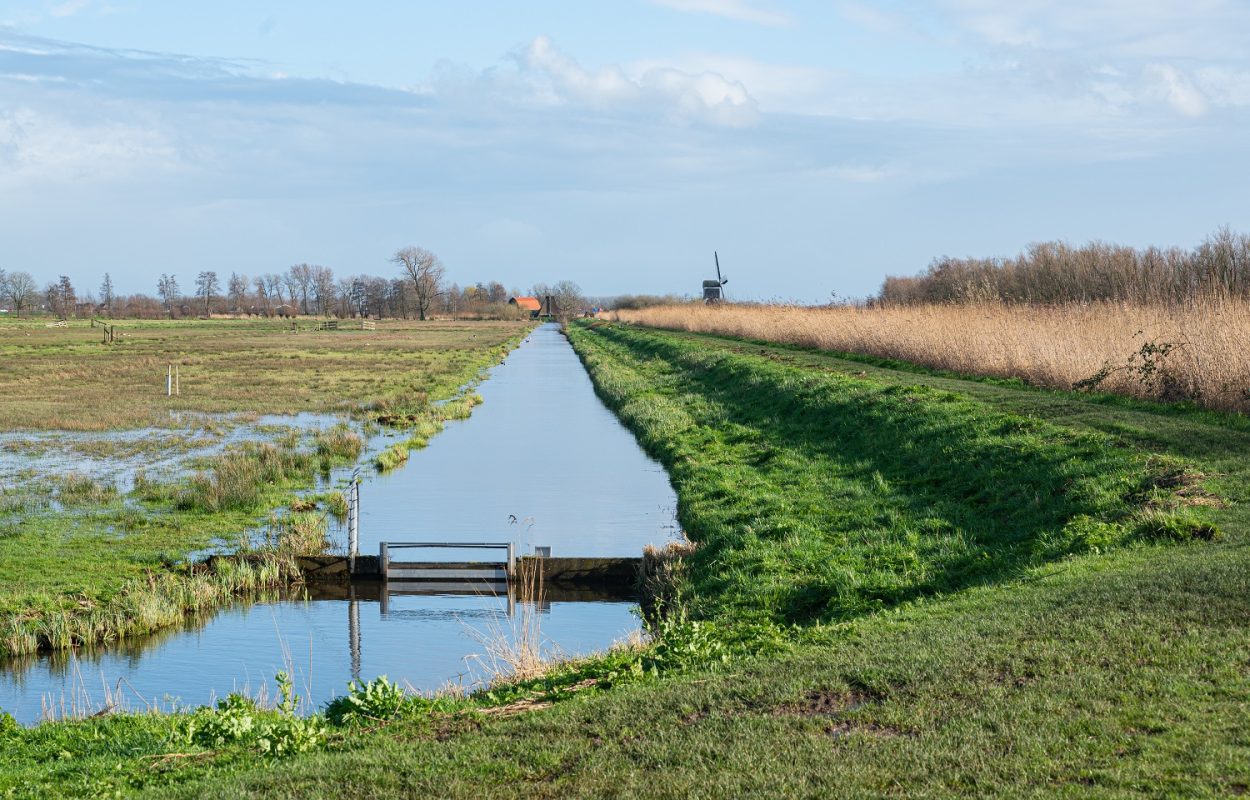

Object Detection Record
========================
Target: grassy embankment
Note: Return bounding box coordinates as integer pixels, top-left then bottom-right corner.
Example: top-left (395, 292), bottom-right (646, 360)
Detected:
top-left (1, 320), bottom-right (1247, 797)
top-left (0, 319), bottom-right (531, 660)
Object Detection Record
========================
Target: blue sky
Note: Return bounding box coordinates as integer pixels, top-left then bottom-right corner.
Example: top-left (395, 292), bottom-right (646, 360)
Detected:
top-left (1, 0), bottom-right (1248, 300)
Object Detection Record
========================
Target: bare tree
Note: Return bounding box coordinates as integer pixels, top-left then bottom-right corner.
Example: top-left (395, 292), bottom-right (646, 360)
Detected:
top-left (99, 273), bottom-right (115, 318)
top-left (253, 275), bottom-right (272, 316)
top-left (157, 274), bottom-right (179, 318)
top-left (264, 273), bottom-right (285, 310)
top-left (46, 275), bottom-right (76, 318)
top-left (195, 271), bottom-right (220, 316)
top-left (5, 271), bottom-right (36, 316)
top-left (336, 277), bottom-right (356, 317)
top-left (311, 265), bottom-right (335, 316)
top-left (392, 246), bottom-right (445, 321)
top-left (227, 272), bottom-right (249, 314)
top-left (551, 280), bottom-right (584, 321)
top-left (287, 264), bottom-right (313, 314)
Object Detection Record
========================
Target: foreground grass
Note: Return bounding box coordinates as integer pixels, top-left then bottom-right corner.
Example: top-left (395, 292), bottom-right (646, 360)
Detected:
top-left (1, 321), bottom-right (1246, 797)
top-left (0, 317), bottom-right (528, 430)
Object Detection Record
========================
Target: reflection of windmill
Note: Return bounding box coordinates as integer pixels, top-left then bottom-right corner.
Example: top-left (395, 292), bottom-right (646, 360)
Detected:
top-left (702, 252), bottom-right (729, 303)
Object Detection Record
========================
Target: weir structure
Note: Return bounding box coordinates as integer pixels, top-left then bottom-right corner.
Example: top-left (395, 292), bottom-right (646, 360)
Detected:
top-left (309, 480), bottom-right (641, 594)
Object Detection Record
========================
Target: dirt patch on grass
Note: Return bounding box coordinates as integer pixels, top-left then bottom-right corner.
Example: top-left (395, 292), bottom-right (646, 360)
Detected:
top-left (771, 689), bottom-right (910, 739)
top-left (771, 689), bottom-right (878, 717)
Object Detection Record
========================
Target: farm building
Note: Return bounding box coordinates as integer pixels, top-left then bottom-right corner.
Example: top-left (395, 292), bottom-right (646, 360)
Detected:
top-left (509, 296), bottom-right (542, 318)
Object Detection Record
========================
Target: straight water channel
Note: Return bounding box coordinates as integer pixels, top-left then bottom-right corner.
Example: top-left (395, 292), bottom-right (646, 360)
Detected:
top-left (0, 323), bottom-right (678, 724)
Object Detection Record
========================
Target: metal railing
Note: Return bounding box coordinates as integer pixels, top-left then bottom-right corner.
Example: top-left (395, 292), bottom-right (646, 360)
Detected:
top-left (379, 541), bottom-right (516, 578)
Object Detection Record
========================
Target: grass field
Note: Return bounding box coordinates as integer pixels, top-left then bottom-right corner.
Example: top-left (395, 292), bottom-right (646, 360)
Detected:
top-left (0, 317), bottom-right (528, 430)
top-left (613, 300), bottom-right (1250, 413)
top-left (1, 320), bottom-right (1245, 797)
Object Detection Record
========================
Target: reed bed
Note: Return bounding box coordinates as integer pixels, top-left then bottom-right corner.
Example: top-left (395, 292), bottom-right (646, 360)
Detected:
top-left (0, 553), bottom-right (301, 660)
top-left (614, 300), bottom-right (1250, 413)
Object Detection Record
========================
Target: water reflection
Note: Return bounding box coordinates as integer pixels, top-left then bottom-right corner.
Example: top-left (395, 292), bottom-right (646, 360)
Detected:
top-left (0, 586), bottom-right (639, 724)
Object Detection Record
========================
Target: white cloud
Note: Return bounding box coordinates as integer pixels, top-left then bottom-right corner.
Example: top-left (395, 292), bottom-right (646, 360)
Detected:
top-left (1145, 64), bottom-right (1208, 117)
top-left (515, 36), bottom-right (759, 126)
top-left (0, 106), bottom-right (180, 188)
top-left (649, 0), bottom-right (791, 27)
top-left (629, 53), bottom-right (833, 114)
top-left (837, 2), bottom-right (915, 36)
top-left (941, 0), bottom-right (1250, 59)
top-left (49, 0), bottom-right (92, 18)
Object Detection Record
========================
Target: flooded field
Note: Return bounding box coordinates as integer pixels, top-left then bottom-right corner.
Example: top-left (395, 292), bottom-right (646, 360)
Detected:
top-left (0, 324), bottom-right (678, 724)
top-left (0, 411), bottom-right (348, 495)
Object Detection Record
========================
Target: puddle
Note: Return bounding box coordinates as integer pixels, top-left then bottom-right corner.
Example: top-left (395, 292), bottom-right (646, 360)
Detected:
top-left (0, 324), bottom-right (679, 724)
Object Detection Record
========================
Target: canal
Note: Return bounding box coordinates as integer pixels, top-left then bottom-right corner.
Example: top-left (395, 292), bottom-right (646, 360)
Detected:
top-left (0, 323), bottom-right (678, 724)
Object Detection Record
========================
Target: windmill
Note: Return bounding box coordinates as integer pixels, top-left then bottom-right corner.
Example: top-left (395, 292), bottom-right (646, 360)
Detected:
top-left (702, 251), bottom-right (728, 303)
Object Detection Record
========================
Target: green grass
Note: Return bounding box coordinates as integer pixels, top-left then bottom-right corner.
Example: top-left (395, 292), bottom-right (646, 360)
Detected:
top-left (0, 321), bottom-right (1247, 797)
top-left (569, 323), bottom-right (1222, 627)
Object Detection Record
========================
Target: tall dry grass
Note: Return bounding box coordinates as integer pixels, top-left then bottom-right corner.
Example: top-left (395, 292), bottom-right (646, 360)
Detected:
top-left (613, 300), bottom-right (1250, 414)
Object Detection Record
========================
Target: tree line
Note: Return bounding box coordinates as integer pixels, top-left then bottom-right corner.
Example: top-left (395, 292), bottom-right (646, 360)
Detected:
top-left (0, 246), bottom-right (587, 321)
top-left (878, 227), bottom-right (1250, 306)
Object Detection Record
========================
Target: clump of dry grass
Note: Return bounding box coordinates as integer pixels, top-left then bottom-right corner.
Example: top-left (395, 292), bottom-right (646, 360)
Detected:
top-left (614, 300), bottom-right (1250, 413)
top-left (640, 535), bottom-right (698, 617)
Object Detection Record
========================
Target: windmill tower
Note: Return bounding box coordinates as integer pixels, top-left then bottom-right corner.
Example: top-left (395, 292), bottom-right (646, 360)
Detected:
top-left (702, 252), bottom-right (729, 303)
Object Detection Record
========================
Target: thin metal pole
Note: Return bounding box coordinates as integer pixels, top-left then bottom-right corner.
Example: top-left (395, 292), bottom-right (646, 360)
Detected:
top-left (348, 477), bottom-right (359, 573)
top-left (349, 586), bottom-right (361, 683)
top-left (166, 364), bottom-right (172, 397)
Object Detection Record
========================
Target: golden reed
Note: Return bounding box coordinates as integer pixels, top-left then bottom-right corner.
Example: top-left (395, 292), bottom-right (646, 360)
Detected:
top-left (613, 300), bottom-right (1250, 414)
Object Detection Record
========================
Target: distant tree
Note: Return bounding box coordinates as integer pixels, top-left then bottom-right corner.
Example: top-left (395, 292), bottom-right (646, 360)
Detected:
top-left (551, 280), bottom-right (584, 321)
top-left (335, 277), bottom-right (356, 317)
top-left (253, 275), bottom-right (271, 316)
top-left (99, 273), bottom-right (115, 318)
top-left (486, 281), bottom-right (508, 304)
top-left (287, 264), bottom-right (313, 314)
top-left (362, 277), bottom-right (389, 318)
top-left (392, 246), bottom-right (445, 321)
top-left (0, 269), bottom-right (33, 316)
top-left (264, 273), bottom-right (286, 310)
top-left (157, 274), bottom-right (179, 318)
top-left (311, 265), bottom-right (335, 316)
top-left (46, 275), bottom-right (76, 318)
top-left (227, 272), bottom-right (249, 314)
top-left (195, 271), bottom-right (220, 316)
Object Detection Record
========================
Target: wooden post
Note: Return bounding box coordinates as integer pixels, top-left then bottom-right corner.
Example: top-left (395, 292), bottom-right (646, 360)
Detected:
top-left (379, 541), bottom-right (389, 578)
top-left (175, 364), bottom-right (180, 396)
top-left (506, 542), bottom-right (515, 578)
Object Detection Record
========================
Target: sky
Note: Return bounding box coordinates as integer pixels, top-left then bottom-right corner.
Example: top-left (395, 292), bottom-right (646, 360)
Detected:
top-left (1, 1), bottom-right (1248, 301)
